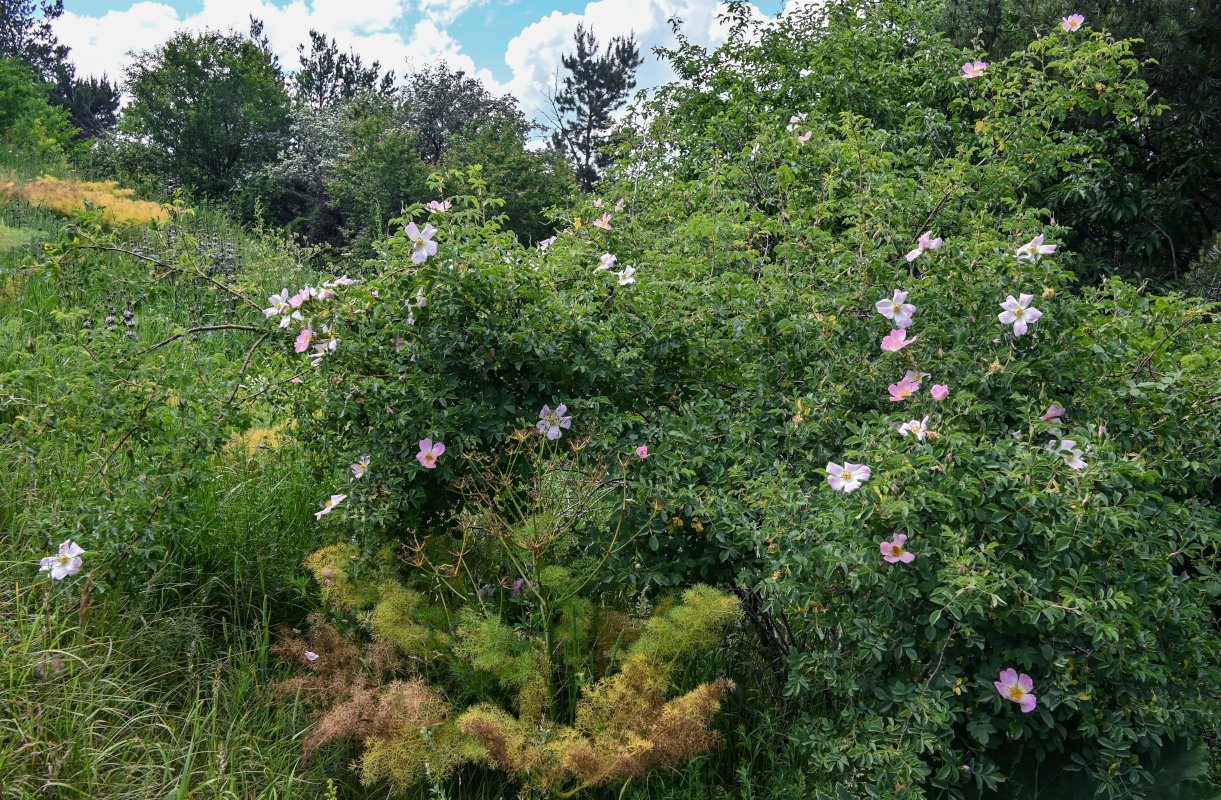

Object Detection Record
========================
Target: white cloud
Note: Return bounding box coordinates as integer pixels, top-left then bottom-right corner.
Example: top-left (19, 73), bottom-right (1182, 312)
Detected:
top-left (502, 0), bottom-right (762, 121)
top-left (55, 0), bottom-right (774, 125)
top-left (54, 0), bottom-right (504, 93)
top-left (417, 0), bottom-right (491, 27)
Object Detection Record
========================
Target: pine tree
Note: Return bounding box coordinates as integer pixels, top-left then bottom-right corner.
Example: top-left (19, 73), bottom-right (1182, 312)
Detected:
top-left (1, 0), bottom-right (118, 139)
top-left (294, 29), bottom-right (395, 111)
top-left (0, 0), bottom-right (67, 82)
top-left (549, 24), bottom-right (643, 192)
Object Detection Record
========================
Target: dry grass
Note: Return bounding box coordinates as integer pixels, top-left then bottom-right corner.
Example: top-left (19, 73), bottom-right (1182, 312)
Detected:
top-left (1, 175), bottom-right (169, 224)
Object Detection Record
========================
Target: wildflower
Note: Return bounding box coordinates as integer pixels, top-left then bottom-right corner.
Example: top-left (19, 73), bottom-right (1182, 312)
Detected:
top-left (905, 231), bottom-right (943, 262)
top-left (288, 288), bottom-right (312, 308)
top-left (593, 198), bottom-right (604, 208)
top-left (326, 275), bottom-right (357, 287)
top-left (615, 199), bottom-right (625, 211)
top-left (1016, 234), bottom-right (1057, 262)
top-left (898, 416), bottom-right (931, 440)
top-left (417, 439), bottom-right (445, 469)
top-left (931, 384), bottom-right (949, 401)
top-left (903, 370), bottom-right (929, 387)
top-left (994, 668), bottom-right (1038, 712)
top-left (537, 403), bottom-right (573, 440)
top-left (750, 142), bottom-right (760, 160)
top-left (315, 494), bottom-right (347, 520)
top-left (614, 265), bottom-right (636, 286)
top-left (827, 462), bottom-right (870, 492)
top-left (39, 540), bottom-right (84, 580)
top-left (351, 455), bottom-right (370, 479)
top-left (595, 253), bottom-right (617, 272)
top-left (1061, 14), bottom-right (1084, 31)
top-left (538, 236), bottom-right (557, 252)
top-left (304, 650), bottom-right (319, 662)
top-left (880, 533), bottom-right (915, 563)
top-left (593, 214), bottom-right (613, 230)
top-left (1059, 439), bottom-right (1087, 470)
top-left (1041, 404), bottom-right (1066, 424)
top-left (888, 378), bottom-right (919, 401)
top-left (264, 288), bottom-right (302, 328)
top-left (962, 60), bottom-right (987, 78)
top-left (264, 288), bottom-right (292, 317)
top-left (405, 222), bottom-right (438, 264)
top-left (512, 577), bottom-right (529, 597)
top-left (426, 200), bottom-right (451, 212)
top-left (636, 445), bottom-right (649, 458)
top-left (294, 324), bottom-right (314, 354)
top-left (785, 112), bottom-right (808, 131)
top-left (797, 131), bottom-right (813, 143)
top-left (881, 329), bottom-right (917, 352)
top-left (875, 289), bottom-right (918, 328)
top-left (998, 294), bottom-right (1044, 336)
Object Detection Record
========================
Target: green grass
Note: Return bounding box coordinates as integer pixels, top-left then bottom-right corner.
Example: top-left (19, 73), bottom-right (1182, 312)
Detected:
top-left (0, 589), bottom-right (327, 799)
top-left (0, 221), bottom-right (37, 254)
top-left (0, 172), bottom-right (348, 798)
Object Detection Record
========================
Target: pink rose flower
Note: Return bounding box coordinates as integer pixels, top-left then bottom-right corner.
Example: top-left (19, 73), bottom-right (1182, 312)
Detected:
top-left (417, 438), bottom-right (445, 468)
top-left (880, 533), bottom-right (915, 563)
top-left (994, 668), bottom-right (1037, 712)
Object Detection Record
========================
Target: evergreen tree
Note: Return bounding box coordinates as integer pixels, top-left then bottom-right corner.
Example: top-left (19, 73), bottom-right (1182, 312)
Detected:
top-left (0, 0), bottom-right (67, 82)
top-left (549, 24), bottom-right (643, 192)
top-left (50, 72), bottom-right (119, 139)
top-left (1, 0), bottom-right (118, 139)
top-left (294, 29), bottom-right (395, 111)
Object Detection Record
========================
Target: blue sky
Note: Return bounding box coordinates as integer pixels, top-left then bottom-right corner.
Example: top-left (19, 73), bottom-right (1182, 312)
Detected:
top-left (55, 0), bottom-right (793, 119)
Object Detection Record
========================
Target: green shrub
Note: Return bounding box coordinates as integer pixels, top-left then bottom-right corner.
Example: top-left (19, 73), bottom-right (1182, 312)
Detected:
top-left (263, 5), bottom-right (1221, 796)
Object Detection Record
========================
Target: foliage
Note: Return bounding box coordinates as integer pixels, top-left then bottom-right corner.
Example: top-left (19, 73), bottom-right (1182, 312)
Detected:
top-left (262, 4), bottom-right (1221, 796)
top-left (1, 0), bottom-right (120, 140)
top-left (324, 96), bottom-right (432, 254)
top-left (446, 121), bottom-right (574, 247)
top-left (934, 0), bottom-right (1221, 282)
top-left (550, 24), bottom-right (643, 192)
top-left (0, 55), bottom-right (76, 157)
top-left (0, 0), bottom-right (68, 81)
top-left (402, 61), bottom-right (522, 166)
top-left (293, 28), bottom-right (395, 111)
top-left (122, 24), bottom-right (291, 198)
top-left (239, 102), bottom-right (350, 244)
top-left (1185, 231), bottom-right (1221, 303)
top-left (50, 71), bottom-right (120, 140)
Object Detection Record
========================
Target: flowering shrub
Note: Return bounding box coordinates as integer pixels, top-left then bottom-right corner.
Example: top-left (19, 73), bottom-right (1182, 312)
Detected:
top-left (269, 4), bottom-right (1221, 797)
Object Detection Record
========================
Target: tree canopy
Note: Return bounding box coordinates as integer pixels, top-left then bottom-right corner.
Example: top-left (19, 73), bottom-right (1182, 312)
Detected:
top-left (122, 22), bottom-right (291, 198)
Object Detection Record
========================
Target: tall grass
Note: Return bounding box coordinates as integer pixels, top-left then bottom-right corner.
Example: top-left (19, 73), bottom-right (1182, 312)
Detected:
top-left (0, 168), bottom-right (345, 797)
top-left (0, 585), bottom-right (328, 799)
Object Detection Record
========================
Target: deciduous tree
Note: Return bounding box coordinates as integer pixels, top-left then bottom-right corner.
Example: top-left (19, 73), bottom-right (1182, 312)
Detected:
top-left (122, 21), bottom-right (291, 198)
